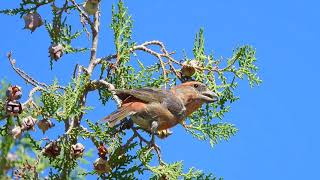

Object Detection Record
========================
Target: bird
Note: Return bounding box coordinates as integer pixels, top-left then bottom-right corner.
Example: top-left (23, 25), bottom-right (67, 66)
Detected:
top-left (101, 81), bottom-right (218, 138)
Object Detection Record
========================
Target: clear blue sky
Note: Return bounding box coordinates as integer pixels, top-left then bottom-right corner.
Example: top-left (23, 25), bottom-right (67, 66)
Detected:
top-left (1, 0), bottom-right (319, 179)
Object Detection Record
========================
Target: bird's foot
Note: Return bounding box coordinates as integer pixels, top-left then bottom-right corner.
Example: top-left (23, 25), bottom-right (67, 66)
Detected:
top-left (156, 129), bottom-right (173, 139)
top-left (148, 140), bottom-right (164, 165)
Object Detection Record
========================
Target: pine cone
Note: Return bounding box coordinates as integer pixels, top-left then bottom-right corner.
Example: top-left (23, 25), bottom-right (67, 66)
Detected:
top-left (181, 59), bottom-right (199, 77)
top-left (43, 141), bottom-right (61, 158)
top-left (6, 85), bottom-right (22, 101)
top-left (97, 143), bottom-right (108, 159)
top-left (49, 44), bottom-right (64, 60)
top-left (71, 143), bottom-right (85, 158)
top-left (23, 12), bottom-right (43, 32)
top-left (93, 157), bottom-right (111, 174)
top-left (21, 116), bottom-right (37, 131)
top-left (13, 169), bottom-right (24, 178)
top-left (37, 119), bottom-right (54, 134)
top-left (6, 100), bottom-right (22, 116)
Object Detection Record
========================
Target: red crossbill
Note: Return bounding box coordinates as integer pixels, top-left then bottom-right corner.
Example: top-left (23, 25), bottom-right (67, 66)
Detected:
top-left (101, 81), bottom-right (218, 136)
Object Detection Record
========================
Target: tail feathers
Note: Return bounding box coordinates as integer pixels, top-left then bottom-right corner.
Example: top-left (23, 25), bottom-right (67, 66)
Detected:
top-left (101, 108), bottom-right (136, 127)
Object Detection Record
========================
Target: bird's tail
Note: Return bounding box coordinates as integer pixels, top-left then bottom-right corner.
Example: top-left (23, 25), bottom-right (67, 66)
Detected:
top-left (100, 107), bottom-right (135, 127)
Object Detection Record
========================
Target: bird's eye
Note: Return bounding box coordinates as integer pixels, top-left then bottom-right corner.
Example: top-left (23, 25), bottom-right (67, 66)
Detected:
top-left (193, 84), bottom-right (199, 88)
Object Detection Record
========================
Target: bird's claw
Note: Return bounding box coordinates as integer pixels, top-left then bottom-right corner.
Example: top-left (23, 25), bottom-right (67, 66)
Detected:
top-left (156, 129), bottom-right (173, 139)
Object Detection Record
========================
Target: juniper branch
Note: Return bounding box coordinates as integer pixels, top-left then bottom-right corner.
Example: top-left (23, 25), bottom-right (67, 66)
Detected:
top-left (89, 80), bottom-right (122, 107)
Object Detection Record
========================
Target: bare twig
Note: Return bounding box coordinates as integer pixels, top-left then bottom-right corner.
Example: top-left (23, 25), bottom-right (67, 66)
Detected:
top-left (22, 86), bottom-right (43, 109)
top-left (132, 41), bottom-right (183, 81)
top-left (7, 52), bottom-right (66, 90)
top-left (73, 64), bottom-right (89, 78)
top-left (131, 40), bottom-right (222, 82)
top-left (131, 127), bottom-right (164, 165)
top-left (91, 54), bottom-right (117, 70)
top-left (90, 80), bottom-right (122, 107)
top-left (87, 7), bottom-right (101, 74)
top-left (222, 51), bottom-right (242, 71)
top-left (122, 133), bottom-right (137, 150)
top-left (73, 64), bottom-right (79, 79)
top-left (133, 44), bottom-right (168, 86)
top-left (7, 52), bottom-right (48, 88)
top-left (70, 0), bottom-right (93, 27)
top-left (132, 127), bottom-right (149, 144)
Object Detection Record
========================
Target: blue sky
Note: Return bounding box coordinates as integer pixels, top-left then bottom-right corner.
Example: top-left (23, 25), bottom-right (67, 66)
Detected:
top-left (1, 0), bottom-right (320, 179)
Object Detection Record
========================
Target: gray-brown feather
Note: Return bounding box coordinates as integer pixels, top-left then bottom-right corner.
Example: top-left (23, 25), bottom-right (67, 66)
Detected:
top-left (115, 88), bottom-right (186, 121)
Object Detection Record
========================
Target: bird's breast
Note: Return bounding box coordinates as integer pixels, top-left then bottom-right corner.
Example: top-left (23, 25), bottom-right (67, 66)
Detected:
top-left (185, 99), bottom-right (203, 116)
top-left (132, 102), bottom-right (181, 131)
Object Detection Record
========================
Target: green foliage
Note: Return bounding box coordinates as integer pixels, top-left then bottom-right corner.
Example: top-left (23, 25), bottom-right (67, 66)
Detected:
top-left (0, 83), bottom-right (50, 178)
top-left (45, 20), bottom-right (86, 53)
top-left (149, 162), bottom-right (222, 180)
top-left (40, 76), bottom-right (92, 122)
top-left (0, 82), bottom-right (14, 177)
top-left (0, 0), bottom-right (54, 17)
top-left (13, 135), bottom-right (50, 179)
top-left (0, 117), bottom-right (15, 177)
top-left (80, 120), bottom-right (147, 179)
top-left (99, 0), bottom-right (136, 104)
top-left (0, 0), bottom-right (87, 68)
top-left (111, 0), bottom-right (133, 65)
top-left (110, 0), bottom-right (134, 86)
top-left (40, 84), bottom-right (61, 118)
top-left (138, 147), bottom-right (221, 180)
top-left (0, 80), bottom-right (9, 120)
top-left (45, 4), bottom-right (86, 52)
top-left (45, 2), bottom-right (87, 68)
top-left (60, 75), bottom-right (90, 120)
top-left (184, 29), bottom-right (261, 147)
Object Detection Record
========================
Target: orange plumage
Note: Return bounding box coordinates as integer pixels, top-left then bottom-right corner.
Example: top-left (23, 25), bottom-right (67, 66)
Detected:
top-left (102, 81), bottom-right (218, 132)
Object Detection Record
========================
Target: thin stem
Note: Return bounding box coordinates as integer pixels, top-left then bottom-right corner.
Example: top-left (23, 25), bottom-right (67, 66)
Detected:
top-left (89, 80), bottom-right (122, 107)
top-left (87, 6), bottom-right (100, 74)
top-left (22, 86), bottom-right (43, 109)
top-left (131, 127), bottom-right (164, 165)
top-left (7, 52), bottom-right (48, 88)
top-left (70, 0), bottom-right (93, 27)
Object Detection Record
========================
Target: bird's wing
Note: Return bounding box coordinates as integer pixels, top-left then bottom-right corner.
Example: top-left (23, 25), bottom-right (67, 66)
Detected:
top-left (116, 88), bottom-right (186, 119)
top-left (115, 88), bottom-right (168, 103)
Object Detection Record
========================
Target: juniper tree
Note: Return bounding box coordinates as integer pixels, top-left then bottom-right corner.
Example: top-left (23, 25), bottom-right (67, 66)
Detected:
top-left (0, 0), bottom-right (261, 179)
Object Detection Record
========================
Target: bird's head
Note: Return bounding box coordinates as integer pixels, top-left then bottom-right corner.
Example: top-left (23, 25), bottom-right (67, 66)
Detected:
top-left (172, 81), bottom-right (218, 104)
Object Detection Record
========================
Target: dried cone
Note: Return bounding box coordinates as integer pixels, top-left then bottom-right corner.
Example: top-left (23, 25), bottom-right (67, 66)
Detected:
top-left (21, 116), bottom-right (37, 131)
top-left (43, 141), bottom-right (61, 158)
top-left (160, 175), bottom-right (169, 180)
top-left (10, 126), bottom-right (22, 139)
top-left (181, 59), bottom-right (199, 77)
top-left (13, 169), bottom-right (24, 178)
top-left (37, 119), bottom-right (54, 134)
top-left (97, 143), bottom-right (108, 159)
top-left (71, 143), bottom-right (85, 158)
top-left (83, 0), bottom-right (100, 15)
top-left (23, 12), bottom-right (43, 32)
top-left (6, 100), bottom-right (22, 116)
top-left (49, 44), bottom-right (64, 61)
top-left (6, 85), bottom-right (22, 101)
top-left (93, 157), bottom-right (111, 174)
